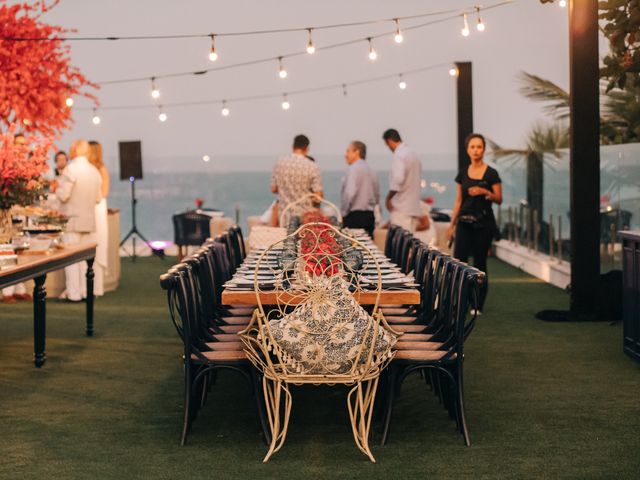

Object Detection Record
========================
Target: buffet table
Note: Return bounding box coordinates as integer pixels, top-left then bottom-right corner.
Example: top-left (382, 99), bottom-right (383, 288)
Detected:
top-left (0, 242), bottom-right (97, 367)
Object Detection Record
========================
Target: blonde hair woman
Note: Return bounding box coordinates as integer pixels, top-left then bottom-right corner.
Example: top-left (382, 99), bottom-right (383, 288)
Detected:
top-left (89, 140), bottom-right (109, 296)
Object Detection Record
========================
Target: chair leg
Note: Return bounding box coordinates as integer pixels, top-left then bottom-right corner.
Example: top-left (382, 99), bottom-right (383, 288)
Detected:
top-left (380, 365), bottom-right (398, 446)
top-left (262, 378), bottom-right (292, 462)
top-left (348, 378), bottom-right (379, 463)
top-left (455, 364), bottom-right (471, 446)
top-left (180, 364), bottom-right (192, 446)
top-left (250, 369), bottom-right (272, 446)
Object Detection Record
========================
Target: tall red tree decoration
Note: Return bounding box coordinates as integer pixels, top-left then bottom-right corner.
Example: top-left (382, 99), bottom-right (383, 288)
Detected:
top-left (0, 1), bottom-right (97, 137)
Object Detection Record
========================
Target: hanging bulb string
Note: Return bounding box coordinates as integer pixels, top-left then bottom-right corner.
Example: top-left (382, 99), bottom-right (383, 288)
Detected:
top-left (95, 0), bottom-right (514, 86)
top-left (2, 4), bottom-right (514, 42)
top-left (78, 61), bottom-right (450, 112)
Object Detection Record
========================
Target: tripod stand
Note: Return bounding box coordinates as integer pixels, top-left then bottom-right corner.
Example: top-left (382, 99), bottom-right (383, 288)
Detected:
top-left (120, 177), bottom-right (150, 261)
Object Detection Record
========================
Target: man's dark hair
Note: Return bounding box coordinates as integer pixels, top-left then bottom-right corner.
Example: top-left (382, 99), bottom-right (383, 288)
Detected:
top-left (351, 141), bottom-right (367, 160)
top-left (293, 134), bottom-right (310, 150)
top-left (382, 128), bottom-right (402, 143)
top-left (464, 133), bottom-right (486, 149)
top-left (14, 133), bottom-right (25, 139)
top-left (55, 150), bottom-right (67, 159)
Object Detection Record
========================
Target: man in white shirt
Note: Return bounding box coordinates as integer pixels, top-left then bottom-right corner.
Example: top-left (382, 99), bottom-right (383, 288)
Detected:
top-left (56, 140), bottom-right (102, 301)
top-left (271, 134), bottom-right (323, 226)
top-left (382, 129), bottom-right (422, 232)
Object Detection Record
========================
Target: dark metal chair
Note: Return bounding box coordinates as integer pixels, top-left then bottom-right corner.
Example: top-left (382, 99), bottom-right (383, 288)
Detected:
top-left (172, 211), bottom-right (211, 260)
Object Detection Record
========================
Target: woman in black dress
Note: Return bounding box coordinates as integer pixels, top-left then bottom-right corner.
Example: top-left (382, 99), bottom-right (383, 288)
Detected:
top-left (447, 133), bottom-right (502, 313)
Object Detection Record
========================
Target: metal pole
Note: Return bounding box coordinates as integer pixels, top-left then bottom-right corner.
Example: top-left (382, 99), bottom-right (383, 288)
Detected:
top-left (455, 62), bottom-right (473, 172)
top-left (569, 0), bottom-right (600, 318)
top-left (558, 215), bottom-right (563, 263)
top-left (549, 214), bottom-right (555, 259)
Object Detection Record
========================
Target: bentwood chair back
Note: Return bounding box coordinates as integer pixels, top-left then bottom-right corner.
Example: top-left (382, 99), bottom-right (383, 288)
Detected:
top-left (278, 193), bottom-right (343, 228)
top-left (172, 211), bottom-right (212, 260)
top-left (240, 222), bottom-right (398, 462)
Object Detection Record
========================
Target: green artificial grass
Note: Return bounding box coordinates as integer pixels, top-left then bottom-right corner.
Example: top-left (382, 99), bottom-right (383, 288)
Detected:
top-left (1, 258), bottom-right (639, 479)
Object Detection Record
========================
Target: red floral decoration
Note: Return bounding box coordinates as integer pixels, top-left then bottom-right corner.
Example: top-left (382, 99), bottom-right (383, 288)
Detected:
top-left (0, 125), bottom-right (52, 210)
top-left (300, 212), bottom-right (340, 277)
top-left (0, 1), bottom-right (98, 137)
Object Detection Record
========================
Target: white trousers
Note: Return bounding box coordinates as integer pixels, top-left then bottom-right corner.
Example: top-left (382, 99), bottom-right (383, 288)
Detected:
top-left (2, 283), bottom-right (26, 297)
top-left (64, 232), bottom-right (97, 301)
top-left (389, 211), bottom-right (417, 233)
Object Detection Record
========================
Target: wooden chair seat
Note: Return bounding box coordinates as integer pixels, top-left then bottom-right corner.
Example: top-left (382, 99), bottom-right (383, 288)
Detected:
top-left (386, 315), bottom-right (418, 324)
top-left (212, 333), bottom-right (241, 342)
top-left (218, 325), bottom-right (246, 334)
top-left (399, 333), bottom-right (433, 341)
top-left (382, 307), bottom-right (413, 315)
top-left (390, 324), bottom-right (428, 333)
top-left (225, 306), bottom-right (256, 314)
top-left (220, 316), bottom-right (251, 325)
top-left (191, 350), bottom-right (246, 362)
top-left (394, 349), bottom-right (454, 361)
top-left (205, 341), bottom-right (244, 351)
top-left (394, 341), bottom-right (443, 351)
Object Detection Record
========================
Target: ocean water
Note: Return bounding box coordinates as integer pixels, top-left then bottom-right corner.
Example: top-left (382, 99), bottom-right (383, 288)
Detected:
top-left (107, 168), bottom-right (565, 242)
top-left (106, 144), bottom-right (640, 242)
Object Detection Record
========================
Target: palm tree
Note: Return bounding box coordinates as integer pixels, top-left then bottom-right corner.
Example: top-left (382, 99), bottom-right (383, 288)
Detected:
top-left (517, 71), bottom-right (640, 145)
top-left (490, 122), bottom-right (569, 228)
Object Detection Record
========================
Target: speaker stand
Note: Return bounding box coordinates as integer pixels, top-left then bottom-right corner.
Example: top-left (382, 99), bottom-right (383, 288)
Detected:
top-left (119, 177), bottom-right (151, 262)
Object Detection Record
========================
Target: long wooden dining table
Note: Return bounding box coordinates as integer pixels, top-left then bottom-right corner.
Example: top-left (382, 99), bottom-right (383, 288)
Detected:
top-left (222, 288), bottom-right (420, 306)
top-left (0, 242), bottom-right (97, 367)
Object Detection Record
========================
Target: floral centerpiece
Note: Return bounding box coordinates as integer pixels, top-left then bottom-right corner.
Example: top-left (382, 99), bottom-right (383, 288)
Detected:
top-left (299, 212), bottom-right (340, 277)
top-left (0, 126), bottom-right (51, 241)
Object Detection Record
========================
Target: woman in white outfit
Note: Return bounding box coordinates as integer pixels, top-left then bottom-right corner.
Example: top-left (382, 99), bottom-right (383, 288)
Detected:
top-left (88, 141), bottom-right (109, 297)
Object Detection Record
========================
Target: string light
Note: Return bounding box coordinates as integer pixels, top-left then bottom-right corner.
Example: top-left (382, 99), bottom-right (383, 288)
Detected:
top-left (65, 96), bottom-right (74, 107)
top-left (558, 0), bottom-right (567, 6)
top-left (278, 57), bottom-right (287, 79)
top-left (281, 94), bottom-right (290, 110)
top-left (221, 100), bottom-right (230, 116)
top-left (208, 34), bottom-right (218, 62)
top-left (461, 13), bottom-right (470, 37)
top-left (342, 83), bottom-right (348, 96)
top-left (449, 66), bottom-right (459, 77)
top-left (367, 38), bottom-right (377, 61)
top-left (158, 106), bottom-right (167, 122)
top-left (150, 77), bottom-right (160, 99)
top-left (306, 28), bottom-right (315, 54)
top-left (91, 1), bottom-right (514, 88)
top-left (398, 74), bottom-right (407, 90)
top-left (202, 155), bottom-right (211, 162)
top-left (92, 109), bottom-right (101, 125)
top-left (476, 6), bottom-right (485, 31)
top-left (393, 19), bottom-right (404, 43)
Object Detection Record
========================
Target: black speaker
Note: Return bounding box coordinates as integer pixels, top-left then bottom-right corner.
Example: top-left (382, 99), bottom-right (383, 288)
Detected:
top-left (119, 141), bottom-right (143, 180)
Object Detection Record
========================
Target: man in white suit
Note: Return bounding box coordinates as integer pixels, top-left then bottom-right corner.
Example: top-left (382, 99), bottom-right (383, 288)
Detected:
top-left (56, 140), bottom-right (102, 302)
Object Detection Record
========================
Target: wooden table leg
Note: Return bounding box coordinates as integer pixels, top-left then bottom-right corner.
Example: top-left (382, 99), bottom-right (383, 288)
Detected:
top-left (85, 257), bottom-right (94, 337)
top-left (33, 274), bottom-right (47, 368)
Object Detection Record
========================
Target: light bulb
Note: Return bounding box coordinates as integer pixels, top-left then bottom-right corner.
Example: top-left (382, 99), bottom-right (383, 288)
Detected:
top-left (394, 19), bottom-right (404, 43)
top-left (150, 78), bottom-right (160, 99)
top-left (368, 38), bottom-right (377, 61)
top-left (65, 97), bottom-right (74, 107)
top-left (221, 101), bottom-right (230, 116)
top-left (449, 67), bottom-right (459, 77)
top-left (558, 0), bottom-right (567, 6)
top-left (306, 28), bottom-right (315, 54)
top-left (398, 76), bottom-right (407, 90)
top-left (208, 34), bottom-right (218, 62)
top-left (92, 111), bottom-right (101, 125)
top-left (203, 155), bottom-right (211, 162)
top-left (278, 57), bottom-right (287, 78)
top-left (476, 7), bottom-right (485, 31)
top-left (461, 13), bottom-right (470, 37)
top-left (281, 95), bottom-right (290, 110)
top-left (158, 111), bottom-right (167, 122)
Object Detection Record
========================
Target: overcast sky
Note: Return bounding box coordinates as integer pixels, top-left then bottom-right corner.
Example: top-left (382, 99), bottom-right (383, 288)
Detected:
top-left (40, 0), bottom-right (574, 171)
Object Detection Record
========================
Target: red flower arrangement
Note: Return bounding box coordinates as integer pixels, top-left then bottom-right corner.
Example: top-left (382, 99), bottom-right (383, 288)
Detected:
top-left (0, 1), bottom-right (98, 137)
top-left (300, 211), bottom-right (340, 277)
top-left (0, 125), bottom-right (52, 210)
